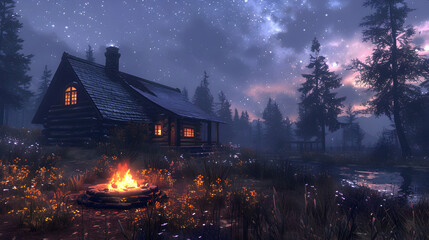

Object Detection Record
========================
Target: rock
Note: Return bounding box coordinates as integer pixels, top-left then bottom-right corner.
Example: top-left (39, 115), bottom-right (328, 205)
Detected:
top-left (77, 184), bottom-right (164, 209)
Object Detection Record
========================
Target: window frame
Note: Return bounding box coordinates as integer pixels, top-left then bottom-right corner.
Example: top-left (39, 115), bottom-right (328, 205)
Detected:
top-left (154, 124), bottom-right (162, 136)
top-left (64, 86), bottom-right (78, 106)
top-left (183, 127), bottom-right (195, 138)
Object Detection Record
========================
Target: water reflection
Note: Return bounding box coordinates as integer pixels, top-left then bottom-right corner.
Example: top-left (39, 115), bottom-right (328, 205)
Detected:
top-left (291, 160), bottom-right (429, 202)
top-left (339, 169), bottom-right (401, 196)
top-left (399, 168), bottom-right (412, 197)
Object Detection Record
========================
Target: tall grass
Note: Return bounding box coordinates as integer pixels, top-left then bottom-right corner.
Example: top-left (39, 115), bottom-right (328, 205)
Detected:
top-left (1, 127), bottom-right (429, 239)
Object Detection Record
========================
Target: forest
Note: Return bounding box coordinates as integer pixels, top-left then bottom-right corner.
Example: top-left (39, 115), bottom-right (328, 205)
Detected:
top-left (1, 0), bottom-right (429, 239)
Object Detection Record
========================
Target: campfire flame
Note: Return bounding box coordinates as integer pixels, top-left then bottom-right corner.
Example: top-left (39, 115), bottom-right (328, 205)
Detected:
top-left (107, 163), bottom-right (139, 191)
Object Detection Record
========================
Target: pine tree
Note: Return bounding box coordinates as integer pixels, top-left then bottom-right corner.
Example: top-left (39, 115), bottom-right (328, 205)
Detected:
top-left (232, 108), bottom-right (240, 143)
top-left (283, 117), bottom-right (294, 142)
top-left (239, 111), bottom-right (251, 146)
top-left (193, 71), bottom-right (214, 113)
top-left (182, 87), bottom-right (189, 101)
top-left (217, 91), bottom-right (233, 142)
top-left (253, 119), bottom-right (263, 150)
top-left (262, 98), bottom-right (284, 151)
top-left (351, 0), bottom-right (429, 158)
top-left (86, 44), bottom-right (95, 62)
top-left (298, 38), bottom-right (345, 152)
top-left (36, 65), bottom-right (52, 106)
top-left (233, 108), bottom-right (239, 123)
top-left (0, 0), bottom-right (32, 126)
top-left (233, 108), bottom-right (253, 145)
top-left (217, 91), bottom-right (232, 121)
top-left (342, 105), bottom-right (364, 150)
top-left (296, 101), bottom-right (319, 141)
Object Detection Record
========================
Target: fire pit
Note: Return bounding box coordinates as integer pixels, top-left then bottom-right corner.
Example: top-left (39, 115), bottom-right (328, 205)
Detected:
top-left (78, 164), bottom-right (166, 209)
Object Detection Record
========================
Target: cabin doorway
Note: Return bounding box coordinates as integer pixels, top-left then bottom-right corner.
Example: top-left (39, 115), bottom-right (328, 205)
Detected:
top-left (170, 123), bottom-right (176, 146)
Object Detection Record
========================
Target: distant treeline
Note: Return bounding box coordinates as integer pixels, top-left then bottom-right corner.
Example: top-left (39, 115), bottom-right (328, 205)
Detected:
top-left (1, 0), bottom-right (429, 157)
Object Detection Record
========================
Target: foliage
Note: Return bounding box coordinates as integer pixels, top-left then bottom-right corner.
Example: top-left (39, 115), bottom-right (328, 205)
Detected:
top-left (0, 133), bottom-right (429, 238)
top-left (105, 123), bottom-right (151, 155)
top-left (402, 97), bottom-right (429, 155)
top-left (181, 86), bottom-right (189, 101)
top-left (351, 0), bottom-right (429, 157)
top-left (342, 105), bottom-right (365, 151)
top-left (282, 117), bottom-right (294, 142)
top-left (9, 188), bottom-right (75, 231)
top-left (0, 126), bottom-right (41, 162)
top-left (36, 65), bottom-right (52, 107)
top-left (372, 128), bottom-right (398, 162)
top-left (0, 0), bottom-right (33, 126)
top-left (297, 38), bottom-right (345, 152)
top-left (85, 44), bottom-right (95, 62)
top-left (139, 168), bottom-right (175, 189)
top-left (263, 98), bottom-right (285, 151)
top-left (0, 155), bottom-right (76, 232)
top-left (232, 108), bottom-right (252, 147)
top-left (252, 119), bottom-right (263, 150)
top-left (68, 174), bottom-right (85, 192)
top-left (193, 71), bottom-right (214, 113)
top-left (217, 91), bottom-right (233, 143)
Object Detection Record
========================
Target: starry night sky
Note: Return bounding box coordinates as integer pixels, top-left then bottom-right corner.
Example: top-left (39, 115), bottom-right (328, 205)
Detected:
top-left (15, 0), bottom-right (429, 121)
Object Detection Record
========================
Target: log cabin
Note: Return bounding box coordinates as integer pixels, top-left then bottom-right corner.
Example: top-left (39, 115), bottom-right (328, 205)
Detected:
top-left (32, 47), bottom-right (222, 147)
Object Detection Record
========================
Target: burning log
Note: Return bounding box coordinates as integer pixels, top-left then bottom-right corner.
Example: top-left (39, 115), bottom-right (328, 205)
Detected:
top-left (77, 164), bottom-right (166, 209)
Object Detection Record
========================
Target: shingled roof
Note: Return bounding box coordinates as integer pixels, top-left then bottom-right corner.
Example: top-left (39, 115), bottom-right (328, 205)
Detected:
top-left (64, 53), bottom-right (221, 123)
top-left (67, 55), bottom-right (149, 122)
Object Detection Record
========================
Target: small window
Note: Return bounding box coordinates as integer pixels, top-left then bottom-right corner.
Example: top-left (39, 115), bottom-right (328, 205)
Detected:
top-left (65, 86), bottom-right (77, 105)
top-left (154, 124), bottom-right (162, 136)
top-left (184, 128), bottom-right (194, 137)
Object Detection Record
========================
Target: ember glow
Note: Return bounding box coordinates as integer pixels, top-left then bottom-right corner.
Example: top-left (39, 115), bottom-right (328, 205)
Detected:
top-left (108, 163), bottom-right (139, 192)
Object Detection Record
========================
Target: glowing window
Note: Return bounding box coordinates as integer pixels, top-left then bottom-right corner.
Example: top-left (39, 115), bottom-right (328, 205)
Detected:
top-left (65, 86), bottom-right (77, 105)
top-left (154, 124), bottom-right (162, 136)
top-left (184, 128), bottom-right (194, 137)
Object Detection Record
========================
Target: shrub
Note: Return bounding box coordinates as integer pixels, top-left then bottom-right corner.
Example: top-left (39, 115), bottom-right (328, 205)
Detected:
top-left (9, 188), bottom-right (76, 231)
top-left (68, 174), bottom-right (85, 192)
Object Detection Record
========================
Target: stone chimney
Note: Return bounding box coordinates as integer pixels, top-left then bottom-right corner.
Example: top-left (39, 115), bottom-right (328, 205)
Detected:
top-left (105, 46), bottom-right (120, 71)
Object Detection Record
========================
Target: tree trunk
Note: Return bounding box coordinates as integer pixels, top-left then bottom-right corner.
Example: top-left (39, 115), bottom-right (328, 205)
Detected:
top-left (393, 99), bottom-right (411, 158)
top-left (389, 1), bottom-right (412, 158)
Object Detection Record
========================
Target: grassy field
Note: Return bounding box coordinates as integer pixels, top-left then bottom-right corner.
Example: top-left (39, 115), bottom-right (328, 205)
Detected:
top-left (1, 127), bottom-right (429, 239)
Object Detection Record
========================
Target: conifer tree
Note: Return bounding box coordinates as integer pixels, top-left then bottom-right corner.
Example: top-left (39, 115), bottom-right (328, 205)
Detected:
top-left (232, 108), bottom-right (240, 143)
top-left (283, 117), bottom-right (294, 142)
top-left (86, 44), bottom-right (95, 62)
top-left (342, 105), bottom-right (364, 150)
top-left (0, 0), bottom-right (32, 126)
top-left (239, 110), bottom-right (252, 146)
top-left (253, 119), bottom-right (263, 150)
top-left (296, 102), bottom-right (319, 141)
top-left (298, 38), bottom-right (345, 152)
top-left (233, 108), bottom-right (239, 123)
top-left (217, 91), bottom-right (232, 121)
top-left (352, 0), bottom-right (429, 157)
top-left (193, 71), bottom-right (214, 113)
top-left (36, 65), bottom-right (52, 106)
top-left (217, 91), bottom-right (233, 142)
top-left (182, 87), bottom-right (189, 101)
top-left (262, 98), bottom-right (284, 151)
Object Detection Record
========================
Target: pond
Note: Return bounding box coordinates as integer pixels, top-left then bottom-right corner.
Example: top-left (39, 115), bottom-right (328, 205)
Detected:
top-left (289, 160), bottom-right (429, 202)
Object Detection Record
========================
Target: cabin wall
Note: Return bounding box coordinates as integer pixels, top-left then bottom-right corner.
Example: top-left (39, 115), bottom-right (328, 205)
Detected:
top-left (151, 118), bottom-right (170, 147)
top-left (41, 63), bottom-right (105, 145)
top-left (179, 119), bottom-right (201, 146)
top-left (149, 117), bottom-right (202, 147)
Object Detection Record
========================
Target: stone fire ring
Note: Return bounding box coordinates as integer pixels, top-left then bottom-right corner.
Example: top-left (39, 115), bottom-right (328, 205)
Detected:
top-left (77, 184), bottom-right (166, 209)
